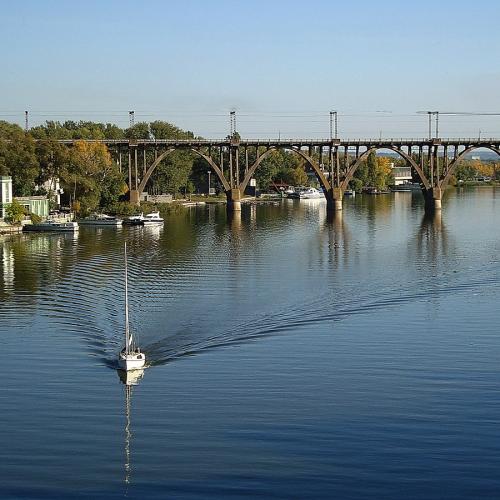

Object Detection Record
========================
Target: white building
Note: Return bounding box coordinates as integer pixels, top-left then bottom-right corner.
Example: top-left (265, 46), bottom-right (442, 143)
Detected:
top-left (0, 176), bottom-right (13, 219)
top-left (391, 163), bottom-right (412, 185)
top-left (38, 178), bottom-right (63, 206)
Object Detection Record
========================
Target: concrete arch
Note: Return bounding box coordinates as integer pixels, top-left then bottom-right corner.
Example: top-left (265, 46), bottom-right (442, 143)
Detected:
top-left (240, 146), bottom-right (332, 194)
top-left (440, 144), bottom-right (500, 189)
top-left (136, 147), bottom-right (230, 194)
top-left (341, 146), bottom-right (430, 191)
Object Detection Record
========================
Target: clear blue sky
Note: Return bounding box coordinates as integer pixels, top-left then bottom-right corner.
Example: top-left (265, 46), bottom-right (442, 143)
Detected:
top-left (2, 0), bottom-right (500, 138)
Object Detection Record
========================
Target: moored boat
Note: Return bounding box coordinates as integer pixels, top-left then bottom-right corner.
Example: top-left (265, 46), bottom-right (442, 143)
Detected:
top-left (287, 186), bottom-right (324, 199)
top-left (390, 182), bottom-right (422, 192)
top-left (123, 213), bottom-right (145, 226)
top-left (77, 214), bottom-right (123, 226)
top-left (23, 220), bottom-right (79, 232)
top-left (298, 187), bottom-right (324, 199)
top-left (142, 212), bottom-right (164, 225)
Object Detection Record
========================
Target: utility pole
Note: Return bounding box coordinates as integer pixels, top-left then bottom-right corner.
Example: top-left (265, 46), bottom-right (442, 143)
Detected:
top-left (423, 111), bottom-right (439, 139)
top-left (230, 111), bottom-right (236, 137)
top-left (129, 110), bottom-right (135, 127)
top-left (24, 110), bottom-right (29, 131)
top-left (329, 110), bottom-right (338, 140)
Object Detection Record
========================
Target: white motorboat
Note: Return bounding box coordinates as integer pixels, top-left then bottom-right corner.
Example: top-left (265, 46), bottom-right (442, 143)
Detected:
top-left (78, 214), bottom-right (123, 226)
top-left (23, 220), bottom-right (79, 232)
top-left (142, 211), bottom-right (164, 225)
top-left (390, 182), bottom-right (422, 192)
top-left (118, 242), bottom-right (146, 372)
top-left (297, 187), bottom-right (324, 199)
top-left (123, 213), bottom-right (145, 226)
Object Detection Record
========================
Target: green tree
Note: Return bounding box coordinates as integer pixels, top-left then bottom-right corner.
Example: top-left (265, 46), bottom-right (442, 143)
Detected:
top-left (65, 140), bottom-right (122, 213)
top-left (5, 199), bottom-right (26, 225)
top-left (125, 122), bottom-right (150, 139)
top-left (256, 149), bottom-right (301, 189)
top-left (0, 122), bottom-right (39, 195)
top-left (150, 121), bottom-right (194, 140)
top-left (367, 150), bottom-right (377, 186)
top-left (36, 140), bottom-right (69, 187)
top-left (290, 166), bottom-right (308, 186)
top-left (152, 151), bottom-right (193, 196)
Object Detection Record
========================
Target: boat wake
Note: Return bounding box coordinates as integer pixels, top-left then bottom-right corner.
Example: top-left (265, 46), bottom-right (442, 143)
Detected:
top-left (139, 261), bottom-right (500, 366)
top-left (7, 228), bottom-right (498, 371)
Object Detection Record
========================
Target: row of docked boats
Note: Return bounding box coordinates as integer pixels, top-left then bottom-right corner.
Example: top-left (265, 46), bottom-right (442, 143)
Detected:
top-left (78, 211), bottom-right (164, 227)
top-left (22, 212), bottom-right (164, 232)
top-left (123, 212), bottom-right (164, 226)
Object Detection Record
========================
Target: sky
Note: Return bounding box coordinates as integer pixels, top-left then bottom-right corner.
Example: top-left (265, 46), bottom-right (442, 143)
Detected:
top-left (1, 0), bottom-right (500, 138)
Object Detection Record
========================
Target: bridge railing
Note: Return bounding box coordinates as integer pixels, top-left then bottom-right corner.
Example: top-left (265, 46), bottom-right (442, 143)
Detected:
top-left (55, 137), bottom-right (500, 145)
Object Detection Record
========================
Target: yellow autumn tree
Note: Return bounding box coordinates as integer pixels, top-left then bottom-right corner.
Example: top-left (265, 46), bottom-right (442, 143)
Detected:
top-left (375, 156), bottom-right (394, 189)
top-left (473, 161), bottom-right (494, 178)
top-left (65, 140), bottom-right (124, 214)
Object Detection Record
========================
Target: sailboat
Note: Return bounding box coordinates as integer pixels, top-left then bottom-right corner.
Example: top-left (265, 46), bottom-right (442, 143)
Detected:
top-left (118, 242), bottom-right (146, 371)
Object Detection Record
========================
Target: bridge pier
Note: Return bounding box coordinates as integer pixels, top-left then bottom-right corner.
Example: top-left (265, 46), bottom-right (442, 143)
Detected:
top-left (325, 188), bottom-right (343, 211)
top-left (424, 187), bottom-right (442, 212)
top-left (226, 188), bottom-right (242, 211)
top-left (129, 189), bottom-right (140, 206)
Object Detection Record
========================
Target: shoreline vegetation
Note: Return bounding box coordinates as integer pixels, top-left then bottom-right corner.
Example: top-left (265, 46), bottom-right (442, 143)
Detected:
top-left (0, 119), bottom-right (498, 220)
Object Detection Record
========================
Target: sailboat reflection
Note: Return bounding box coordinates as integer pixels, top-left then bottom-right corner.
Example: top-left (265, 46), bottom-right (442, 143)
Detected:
top-left (117, 368), bottom-right (144, 485)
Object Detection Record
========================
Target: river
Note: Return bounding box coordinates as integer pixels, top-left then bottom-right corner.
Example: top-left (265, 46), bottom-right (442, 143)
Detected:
top-left (1, 188), bottom-right (500, 499)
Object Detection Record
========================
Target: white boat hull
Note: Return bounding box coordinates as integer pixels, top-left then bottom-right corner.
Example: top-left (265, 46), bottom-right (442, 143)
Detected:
top-left (78, 220), bottom-right (122, 226)
top-left (23, 221), bottom-right (79, 232)
top-left (118, 352), bottom-right (146, 371)
top-left (142, 220), bottom-right (163, 226)
top-left (298, 193), bottom-right (323, 199)
top-left (298, 188), bottom-right (324, 199)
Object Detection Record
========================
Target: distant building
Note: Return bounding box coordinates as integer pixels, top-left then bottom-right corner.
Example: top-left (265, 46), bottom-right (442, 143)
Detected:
top-left (15, 196), bottom-right (49, 218)
top-left (38, 178), bottom-right (64, 206)
top-left (471, 155), bottom-right (481, 161)
top-left (391, 163), bottom-right (412, 185)
top-left (140, 192), bottom-right (173, 203)
top-left (0, 176), bottom-right (13, 218)
top-left (0, 176), bottom-right (49, 220)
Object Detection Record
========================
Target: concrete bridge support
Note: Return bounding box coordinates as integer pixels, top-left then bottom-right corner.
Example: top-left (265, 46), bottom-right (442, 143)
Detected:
top-left (424, 187), bottom-right (442, 212)
top-left (129, 189), bottom-right (140, 206)
top-left (325, 188), bottom-right (343, 211)
top-left (226, 188), bottom-right (242, 211)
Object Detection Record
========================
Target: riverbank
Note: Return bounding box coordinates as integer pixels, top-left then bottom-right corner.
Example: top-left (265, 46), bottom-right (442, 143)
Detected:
top-left (0, 223), bottom-right (22, 235)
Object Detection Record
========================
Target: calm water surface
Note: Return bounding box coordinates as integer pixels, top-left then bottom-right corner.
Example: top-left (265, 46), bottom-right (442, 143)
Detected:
top-left (2, 188), bottom-right (500, 499)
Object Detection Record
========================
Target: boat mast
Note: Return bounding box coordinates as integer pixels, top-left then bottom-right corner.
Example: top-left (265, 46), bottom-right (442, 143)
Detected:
top-left (124, 242), bottom-right (131, 355)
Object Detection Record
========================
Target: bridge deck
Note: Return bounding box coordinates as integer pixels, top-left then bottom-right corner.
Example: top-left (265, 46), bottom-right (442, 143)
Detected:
top-left (56, 138), bottom-right (500, 148)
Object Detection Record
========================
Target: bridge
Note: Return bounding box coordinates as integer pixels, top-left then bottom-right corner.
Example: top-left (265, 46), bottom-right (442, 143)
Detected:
top-left (58, 137), bottom-right (500, 212)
